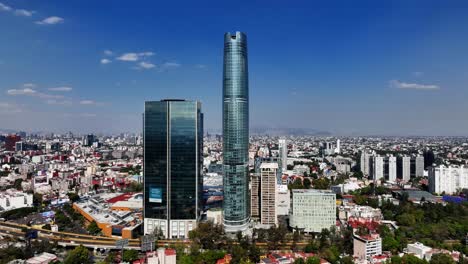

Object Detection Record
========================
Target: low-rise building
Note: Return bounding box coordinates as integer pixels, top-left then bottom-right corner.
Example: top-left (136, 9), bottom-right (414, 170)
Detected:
top-left (353, 233), bottom-right (382, 261)
top-left (0, 189), bottom-right (33, 212)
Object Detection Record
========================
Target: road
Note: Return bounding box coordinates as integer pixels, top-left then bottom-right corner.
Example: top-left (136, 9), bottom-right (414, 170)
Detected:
top-left (0, 221), bottom-right (311, 250)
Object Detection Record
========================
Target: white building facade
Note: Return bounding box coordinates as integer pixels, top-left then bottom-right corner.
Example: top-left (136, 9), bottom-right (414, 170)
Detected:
top-left (289, 189), bottom-right (336, 233)
top-left (428, 165), bottom-right (468, 194)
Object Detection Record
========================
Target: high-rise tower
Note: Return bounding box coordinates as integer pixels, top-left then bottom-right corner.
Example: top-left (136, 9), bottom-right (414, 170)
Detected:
top-left (223, 31), bottom-right (250, 232)
top-left (143, 99), bottom-right (203, 239)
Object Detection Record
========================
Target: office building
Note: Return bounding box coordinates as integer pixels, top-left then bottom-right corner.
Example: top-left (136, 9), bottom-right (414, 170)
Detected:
top-left (278, 139), bottom-right (288, 172)
top-left (5, 135), bottom-right (21, 151)
top-left (428, 165), bottom-right (468, 194)
top-left (353, 233), bottom-right (382, 260)
top-left (388, 156), bottom-right (397, 182)
top-left (260, 163), bottom-right (278, 226)
top-left (223, 31), bottom-right (250, 232)
top-left (289, 189), bottom-right (336, 233)
top-left (143, 100), bottom-right (203, 239)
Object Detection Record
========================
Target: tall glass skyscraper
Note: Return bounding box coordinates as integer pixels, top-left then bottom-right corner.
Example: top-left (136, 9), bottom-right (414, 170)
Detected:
top-left (143, 99), bottom-right (203, 239)
top-left (223, 31), bottom-right (250, 232)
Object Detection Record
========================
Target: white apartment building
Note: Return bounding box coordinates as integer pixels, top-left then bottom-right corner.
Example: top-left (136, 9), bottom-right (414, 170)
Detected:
top-left (415, 155), bottom-right (425, 178)
top-left (388, 156), bottom-right (397, 182)
top-left (402, 156), bottom-right (411, 182)
top-left (428, 165), bottom-right (468, 194)
top-left (373, 156), bottom-right (384, 180)
top-left (289, 189), bottom-right (336, 233)
top-left (0, 190), bottom-right (33, 212)
top-left (353, 233), bottom-right (382, 260)
top-left (260, 163), bottom-right (278, 226)
top-left (360, 152), bottom-right (372, 177)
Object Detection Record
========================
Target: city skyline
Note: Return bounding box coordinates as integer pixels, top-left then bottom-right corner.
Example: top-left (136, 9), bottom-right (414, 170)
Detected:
top-left (1, 1), bottom-right (468, 136)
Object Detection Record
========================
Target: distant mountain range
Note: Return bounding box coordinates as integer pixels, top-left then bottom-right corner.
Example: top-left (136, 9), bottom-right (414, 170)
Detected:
top-left (205, 127), bottom-right (332, 136)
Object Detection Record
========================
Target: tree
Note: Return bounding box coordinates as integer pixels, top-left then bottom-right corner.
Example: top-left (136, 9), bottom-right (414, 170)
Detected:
top-left (122, 249), bottom-right (139, 262)
top-left (306, 256), bottom-right (321, 264)
top-left (67, 192), bottom-right (80, 203)
top-left (313, 178), bottom-right (330, 190)
top-left (340, 256), bottom-right (354, 264)
top-left (430, 253), bottom-right (455, 264)
top-left (400, 254), bottom-right (428, 264)
top-left (303, 178), bottom-right (312, 189)
top-left (13, 178), bottom-right (23, 190)
top-left (294, 259), bottom-right (305, 264)
top-left (188, 222), bottom-right (226, 250)
top-left (64, 245), bottom-right (92, 264)
top-left (87, 221), bottom-right (101, 235)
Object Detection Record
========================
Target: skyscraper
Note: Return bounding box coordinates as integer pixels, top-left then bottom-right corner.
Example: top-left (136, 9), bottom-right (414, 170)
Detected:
top-left (143, 99), bottom-right (203, 239)
top-left (223, 31), bottom-right (250, 232)
top-left (278, 139), bottom-right (288, 172)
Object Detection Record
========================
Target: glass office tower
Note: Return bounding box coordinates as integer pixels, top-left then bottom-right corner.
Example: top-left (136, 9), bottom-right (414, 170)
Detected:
top-left (144, 99), bottom-right (203, 239)
top-left (223, 31), bottom-right (250, 232)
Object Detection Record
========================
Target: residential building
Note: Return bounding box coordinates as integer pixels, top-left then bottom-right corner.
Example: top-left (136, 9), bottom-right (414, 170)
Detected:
top-left (373, 156), bottom-right (384, 181)
top-left (388, 156), bottom-right (397, 182)
top-left (428, 165), bottom-right (468, 194)
top-left (0, 189), bottom-right (33, 212)
top-left (250, 173), bottom-right (260, 220)
top-left (143, 99), bottom-right (203, 239)
top-left (289, 189), bottom-right (336, 233)
top-left (415, 155), bottom-right (424, 177)
top-left (260, 163), bottom-right (278, 226)
top-left (223, 31), bottom-right (250, 232)
top-left (353, 233), bottom-right (382, 260)
top-left (402, 156), bottom-right (411, 181)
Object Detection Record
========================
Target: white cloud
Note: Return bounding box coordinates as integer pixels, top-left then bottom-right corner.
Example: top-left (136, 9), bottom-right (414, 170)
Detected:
top-left (162, 62), bottom-right (181, 68)
top-left (117, 53), bottom-right (139, 61)
top-left (390, 80), bottom-right (440, 90)
top-left (138, 52), bottom-right (155, 56)
top-left (79, 100), bottom-right (95, 105)
top-left (35, 16), bottom-right (64, 25)
top-left (48, 86), bottom-right (73, 92)
top-left (195, 64), bottom-right (206, 69)
top-left (7, 84), bottom-right (64, 99)
top-left (0, 2), bottom-right (11, 11)
top-left (104, 50), bottom-right (113, 56)
top-left (46, 99), bottom-right (72, 105)
top-left (116, 51), bottom-right (154, 62)
top-left (22, 83), bottom-right (36, 88)
top-left (100, 58), bottom-right (112, 64)
top-left (14, 9), bottom-right (34, 17)
top-left (138, 61), bottom-right (155, 69)
top-left (412, 71), bottom-right (424, 77)
top-left (7, 88), bottom-right (37, 95)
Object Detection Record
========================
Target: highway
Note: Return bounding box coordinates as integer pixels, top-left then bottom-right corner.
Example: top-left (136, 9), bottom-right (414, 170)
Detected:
top-left (0, 221), bottom-right (311, 250)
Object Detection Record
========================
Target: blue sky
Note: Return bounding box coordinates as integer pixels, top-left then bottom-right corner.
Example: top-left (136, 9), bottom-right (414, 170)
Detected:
top-left (1, 1), bottom-right (468, 135)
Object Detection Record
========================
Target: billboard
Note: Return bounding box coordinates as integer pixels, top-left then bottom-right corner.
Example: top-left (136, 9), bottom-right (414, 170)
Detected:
top-left (149, 187), bottom-right (162, 203)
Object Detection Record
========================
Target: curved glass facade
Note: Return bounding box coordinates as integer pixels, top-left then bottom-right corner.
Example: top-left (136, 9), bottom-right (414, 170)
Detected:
top-left (223, 31), bottom-right (250, 231)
